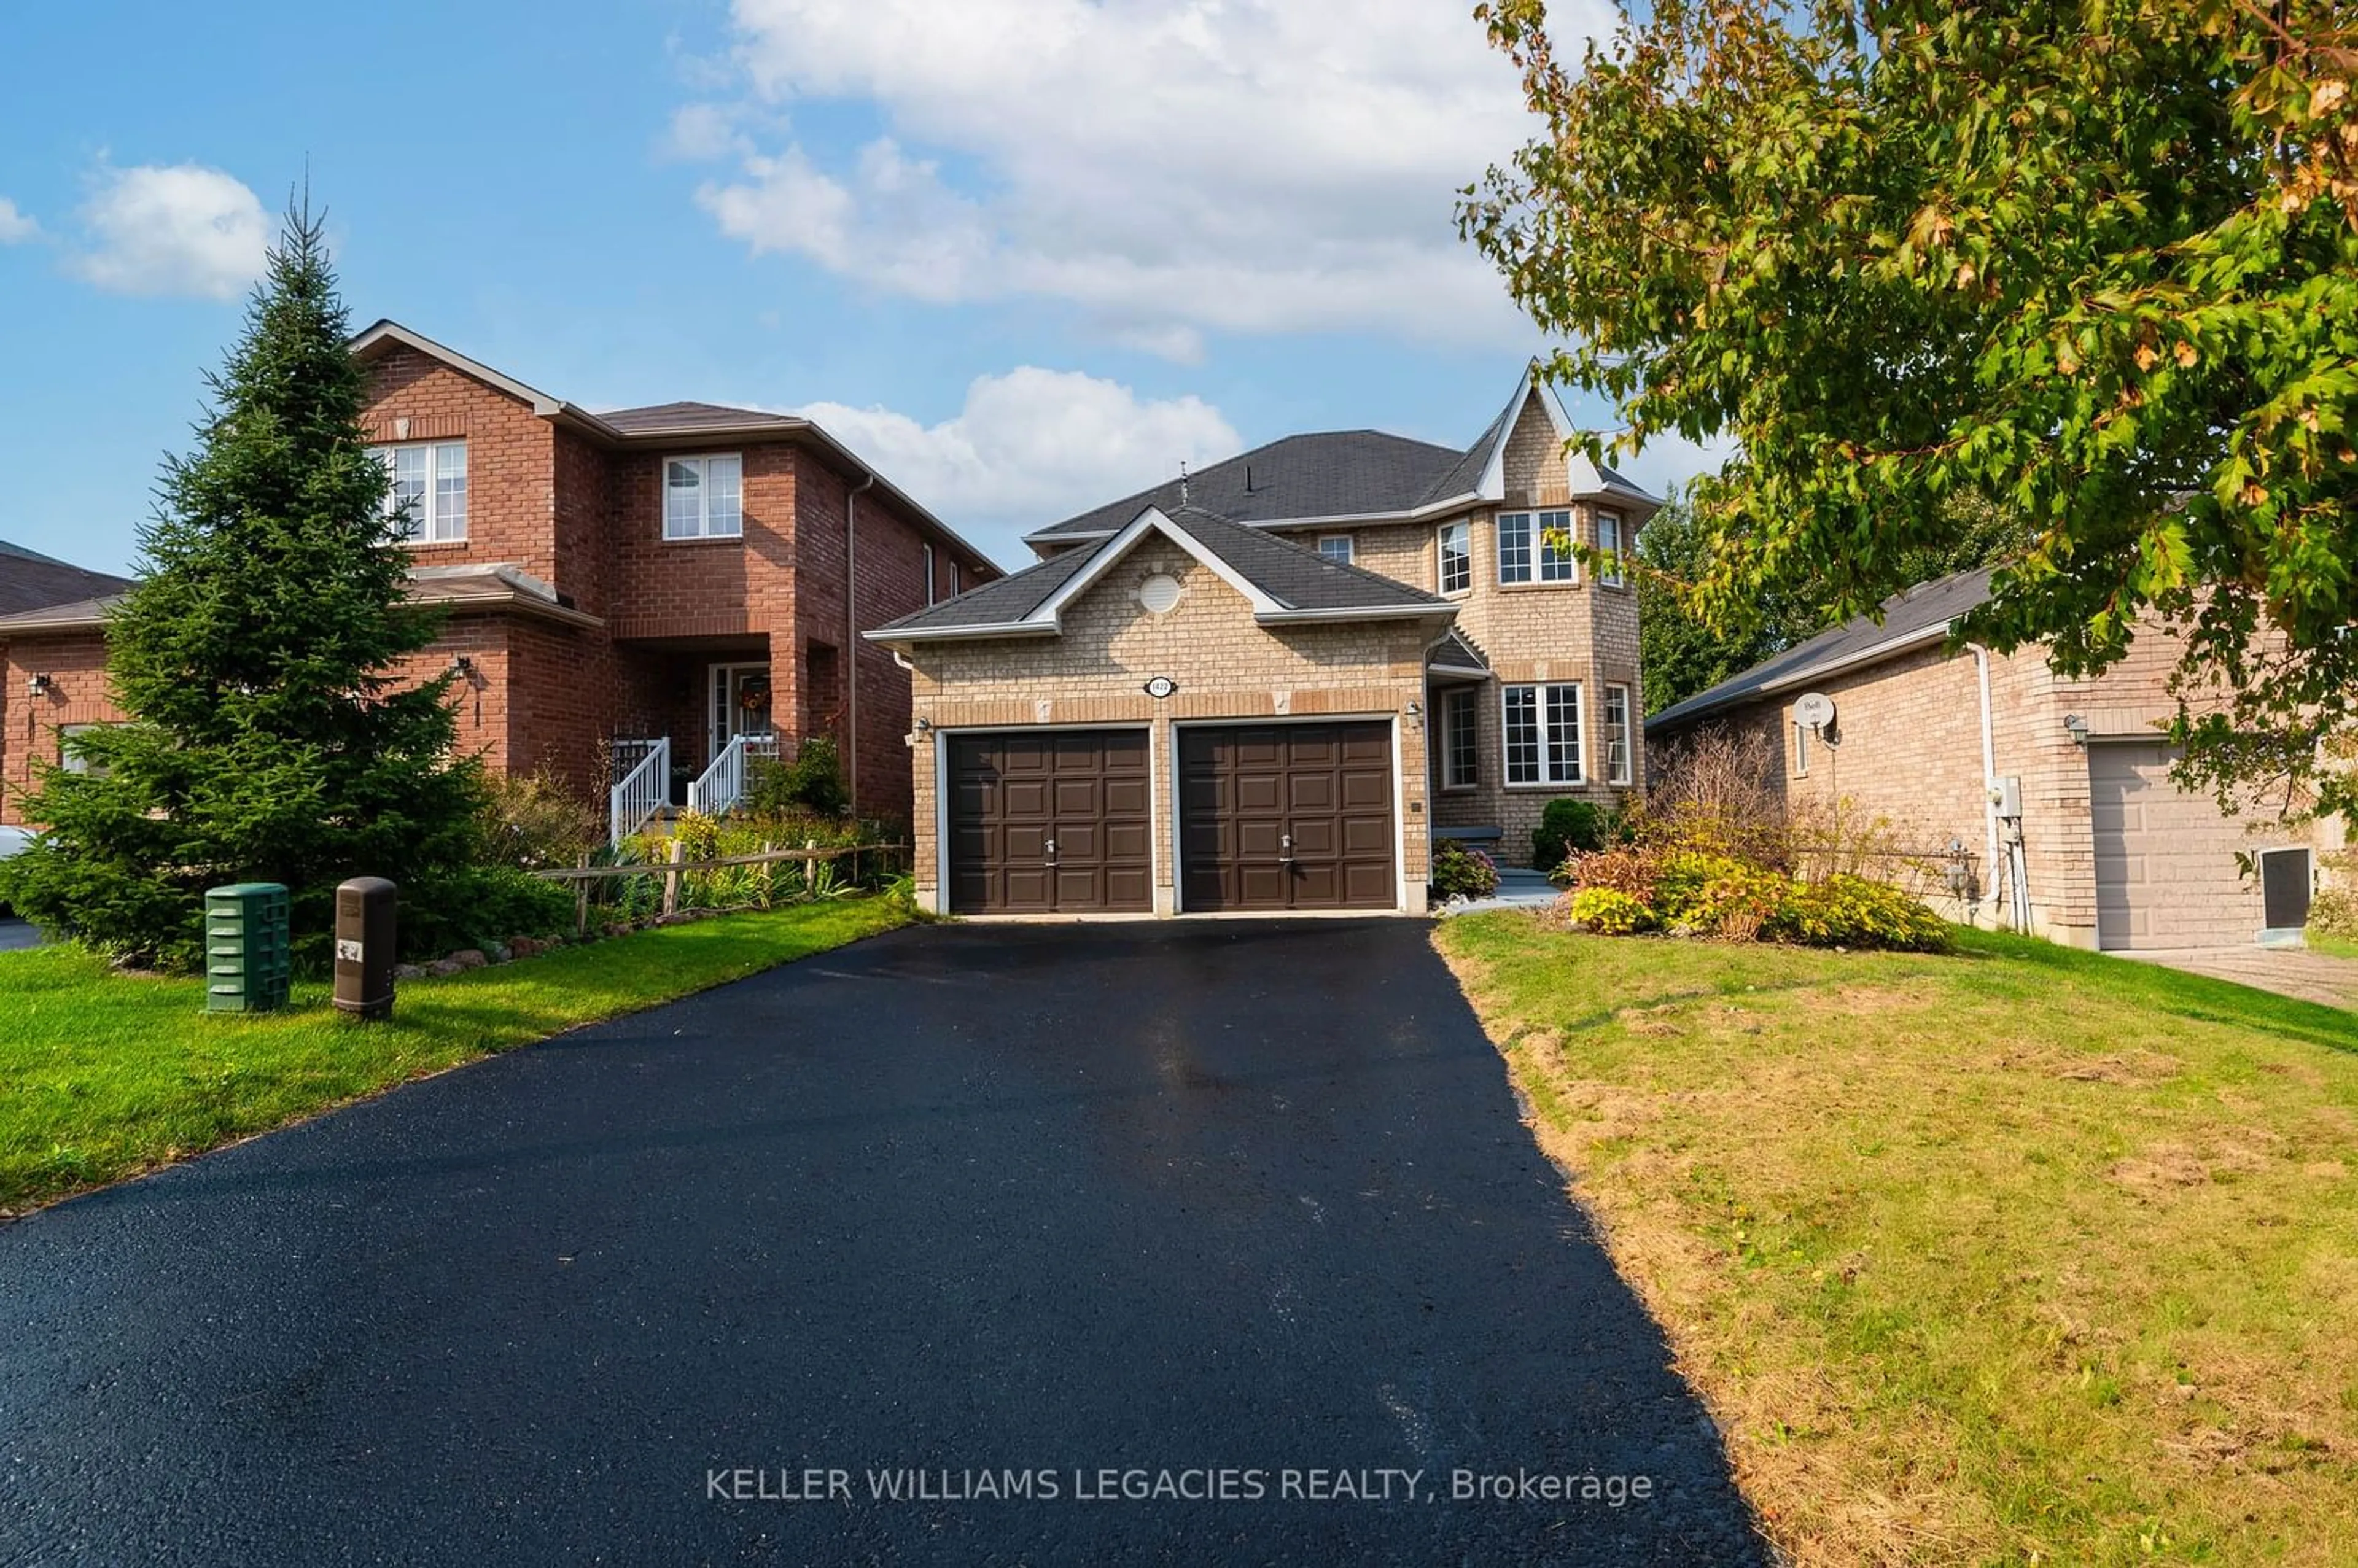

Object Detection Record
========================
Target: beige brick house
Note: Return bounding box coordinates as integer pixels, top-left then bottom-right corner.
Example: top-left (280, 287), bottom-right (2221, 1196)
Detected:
top-left (0, 322), bottom-right (996, 838)
top-left (1646, 570), bottom-right (2344, 951)
top-left (866, 369), bottom-right (1660, 917)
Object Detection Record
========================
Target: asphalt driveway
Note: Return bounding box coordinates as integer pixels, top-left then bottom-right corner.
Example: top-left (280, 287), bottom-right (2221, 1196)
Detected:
top-left (0, 919), bottom-right (1764, 1566)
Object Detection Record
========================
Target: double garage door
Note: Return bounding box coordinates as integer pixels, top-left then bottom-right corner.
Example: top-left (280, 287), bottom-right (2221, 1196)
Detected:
top-left (945, 722), bottom-right (1396, 915)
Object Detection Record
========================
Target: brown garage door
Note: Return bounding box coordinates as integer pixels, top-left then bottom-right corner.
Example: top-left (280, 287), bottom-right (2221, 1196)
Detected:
top-left (947, 730), bottom-right (1153, 915)
top-left (1178, 722), bottom-right (1396, 912)
top-left (2089, 740), bottom-right (2262, 950)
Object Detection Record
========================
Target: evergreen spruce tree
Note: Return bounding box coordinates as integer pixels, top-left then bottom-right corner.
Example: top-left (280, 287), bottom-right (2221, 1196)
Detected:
top-left (1, 199), bottom-right (486, 969)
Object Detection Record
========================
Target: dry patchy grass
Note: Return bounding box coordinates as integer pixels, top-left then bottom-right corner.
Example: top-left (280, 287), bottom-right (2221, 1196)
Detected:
top-left (1436, 915), bottom-right (2358, 1567)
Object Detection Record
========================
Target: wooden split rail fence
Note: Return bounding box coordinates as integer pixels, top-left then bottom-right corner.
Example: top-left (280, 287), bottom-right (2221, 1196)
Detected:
top-left (532, 842), bottom-right (909, 936)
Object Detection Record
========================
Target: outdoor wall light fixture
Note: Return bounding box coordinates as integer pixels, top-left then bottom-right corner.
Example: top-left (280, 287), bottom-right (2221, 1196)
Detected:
top-left (912, 717), bottom-right (933, 735)
top-left (1404, 699), bottom-right (1424, 731)
top-left (2063, 713), bottom-right (2090, 746)
top-left (449, 654), bottom-right (475, 678)
top-left (26, 672), bottom-right (52, 698)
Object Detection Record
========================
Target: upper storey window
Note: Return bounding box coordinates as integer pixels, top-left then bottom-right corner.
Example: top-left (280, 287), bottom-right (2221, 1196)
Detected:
top-left (370, 440), bottom-right (467, 543)
top-left (1318, 535), bottom-right (1355, 565)
top-left (1437, 520), bottom-right (1471, 594)
top-left (1498, 509), bottom-right (1575, 584)
top-left (665, 454), bottom-right (743, 540)
top-left (1596, 510), bottom-right (1626, 586)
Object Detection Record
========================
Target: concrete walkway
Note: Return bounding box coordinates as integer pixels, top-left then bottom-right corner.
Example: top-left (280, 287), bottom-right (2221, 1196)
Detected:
top-left (1439, 867), bottom-right (1560, 917)
top-left (2119, 944), bottom-right (2358, 1010)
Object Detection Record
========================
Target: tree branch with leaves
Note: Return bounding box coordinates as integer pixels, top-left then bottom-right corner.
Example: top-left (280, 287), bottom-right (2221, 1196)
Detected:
top-left (1463, 0), bottom-right (2358, 819)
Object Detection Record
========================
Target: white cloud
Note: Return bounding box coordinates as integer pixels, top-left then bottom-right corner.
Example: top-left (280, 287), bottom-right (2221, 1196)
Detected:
top-left (664, 102), bottom-right (754, 161)
top-left (797, 366), bottom-right (1240, 561)
top-left (71, 163), bottom-right (267, 300)
top-left (0, 198), bottom-right (39, 244)
top-left (694, 0), bottom-right (1616, 355)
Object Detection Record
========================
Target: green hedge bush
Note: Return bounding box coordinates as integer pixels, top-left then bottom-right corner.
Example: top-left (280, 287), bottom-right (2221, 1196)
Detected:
top-left (1533, 798), bottom-right (1622, 875)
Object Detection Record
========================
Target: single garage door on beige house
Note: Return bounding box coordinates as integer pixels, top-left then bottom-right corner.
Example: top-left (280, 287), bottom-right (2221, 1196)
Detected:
top-left (1178, 721), bottom-right (1396, 912)
top-left (946, 729), bottom-right (1154, 915)
top-left (2088, 740), bottom-right (2266, 950)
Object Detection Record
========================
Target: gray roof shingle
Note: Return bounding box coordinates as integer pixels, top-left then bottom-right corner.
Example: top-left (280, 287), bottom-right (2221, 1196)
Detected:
top-left (870, 545), bottom-right (1100, 635)
top-left (1646, 568), bottom-right (1996, 732)
top-left (872, 503), bottom-right (1450, 637)
top-left (1025, 431), bottom-right (1470, 541)
top-left (596, 401), bottom-right (806, 435)
top-left (0, 540), bottom-right (132, 618)
top-left (1428, 629), bottom-right (1491, 673)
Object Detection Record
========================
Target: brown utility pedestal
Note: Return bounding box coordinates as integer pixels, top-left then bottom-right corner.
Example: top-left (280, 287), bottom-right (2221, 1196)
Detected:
top-left (333, 877), bottom-right (397, 1020)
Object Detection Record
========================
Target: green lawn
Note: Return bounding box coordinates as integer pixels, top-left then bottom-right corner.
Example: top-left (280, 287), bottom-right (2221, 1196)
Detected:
top-left (1436, 915), bottom-right (2358, 1568)
top-left (0, 897), bottom-right (908, 1216)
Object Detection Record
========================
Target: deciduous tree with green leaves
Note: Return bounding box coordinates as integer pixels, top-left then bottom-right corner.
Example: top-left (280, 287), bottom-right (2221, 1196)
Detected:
top-left (1637, 489), bottom-right (2029, 714)
top-left (1464, 0), bottom-right (2358, 817)
top-left (0, 200), bottom-right (492, 969)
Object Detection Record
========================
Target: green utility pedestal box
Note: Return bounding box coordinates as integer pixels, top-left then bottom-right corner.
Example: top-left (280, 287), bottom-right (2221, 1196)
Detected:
top-left (204, 882), bottom-right (291, 1013)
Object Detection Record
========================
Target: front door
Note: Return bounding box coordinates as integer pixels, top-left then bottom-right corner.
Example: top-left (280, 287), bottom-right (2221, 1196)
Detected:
top-left (709, 662), bottom-right (774, 762)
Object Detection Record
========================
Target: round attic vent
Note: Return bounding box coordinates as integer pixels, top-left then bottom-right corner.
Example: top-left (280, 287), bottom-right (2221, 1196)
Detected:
top-left (1138, 573), bottom-right (1182, 613)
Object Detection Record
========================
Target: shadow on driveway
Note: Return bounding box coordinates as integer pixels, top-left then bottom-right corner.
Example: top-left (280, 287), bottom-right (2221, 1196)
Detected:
top-left (0, 918), bottom-right (1766, 1566)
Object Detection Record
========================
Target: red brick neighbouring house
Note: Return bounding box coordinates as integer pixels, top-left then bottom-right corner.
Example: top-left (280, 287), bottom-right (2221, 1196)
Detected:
top-left (0, 322), bottom-right (998, 836)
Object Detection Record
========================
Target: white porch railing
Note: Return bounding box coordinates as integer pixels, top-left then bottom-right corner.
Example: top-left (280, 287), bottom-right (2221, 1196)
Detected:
top-left (609, 737), bottom-right (671, 845)
top-left (687, 732), bottom-right (779, 818)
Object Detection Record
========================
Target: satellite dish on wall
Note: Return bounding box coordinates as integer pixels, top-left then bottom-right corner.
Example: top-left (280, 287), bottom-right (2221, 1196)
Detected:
top-left (1793, 691), bottom-right (1836, 732)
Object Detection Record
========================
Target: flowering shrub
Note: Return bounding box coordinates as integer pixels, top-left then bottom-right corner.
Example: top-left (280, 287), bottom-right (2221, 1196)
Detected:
top-left (1430, 840), bottom-right (1501, 901)
top-left (1568, 887), bottom-right (1655, 934)
top-left (1560, 847), bottom-right (1949, 952)
top-left (1765, 874), bottom-right (1951, 952)
top-left (1654, 851), bottom-right (1791, 941)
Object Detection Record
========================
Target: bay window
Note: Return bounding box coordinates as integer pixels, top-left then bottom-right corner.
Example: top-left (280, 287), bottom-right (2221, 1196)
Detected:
top-left (1437, 519), bottom-right (1471, 593)
top-left (1497, 509), bottom-right (1575, 584)
top-left (1503, 681), bottom-right (1585, 785)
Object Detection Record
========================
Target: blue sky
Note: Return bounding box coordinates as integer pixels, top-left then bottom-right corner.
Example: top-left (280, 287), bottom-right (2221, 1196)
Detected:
top-left (0, 0), bottom-right (1718, 576)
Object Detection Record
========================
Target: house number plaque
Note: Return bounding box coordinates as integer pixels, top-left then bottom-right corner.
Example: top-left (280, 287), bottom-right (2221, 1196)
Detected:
top-left (1142, 675), bottom-right (1178, 699)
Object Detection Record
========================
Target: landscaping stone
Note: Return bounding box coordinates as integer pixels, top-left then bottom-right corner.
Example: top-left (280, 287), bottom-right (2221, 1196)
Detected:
top-left (393, 963), bottom-right (426, 981)
top-left (483, 942), bottom-right (512, 965)
top-left (427, 959), bottom-right (464, 978)
top-left (451, 949), bottom-right (489, 970)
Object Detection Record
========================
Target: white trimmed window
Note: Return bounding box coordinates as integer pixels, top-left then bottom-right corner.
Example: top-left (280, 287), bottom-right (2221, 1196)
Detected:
top-left (1504, 681), bottom-right (1584, 785)
top-left (1498, 509), bottom-right (1576, 584)
top-left (663, 454), bottom-right (743, 540)
top-left (949, 559), bottom-right (962, 596)
top-left (924, 543), bottom-right (938, 605)
top-left (1318, 534), bottom-right (1355, 565)
top-left (1596, 510), bottom-right (1625, 586)
top-left (370, 440), bottom-right (467, 543)
top-left (1443, 688), bottom-right (1479, 789)
top-left (60, 722), bottom-right (112, 778)
top-left (1792, 720), bottom-right (1811, 777)
top-left (1604, 683), bottom-right (1632, 785)
top-left (1438, 519), bottom-right (1471, 594)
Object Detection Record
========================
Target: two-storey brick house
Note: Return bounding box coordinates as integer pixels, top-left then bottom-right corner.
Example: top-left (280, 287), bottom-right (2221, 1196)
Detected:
top-left (865, 368), bottom-right (1660, 917)
top-left (0, 322), bottom-right (997, 835)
